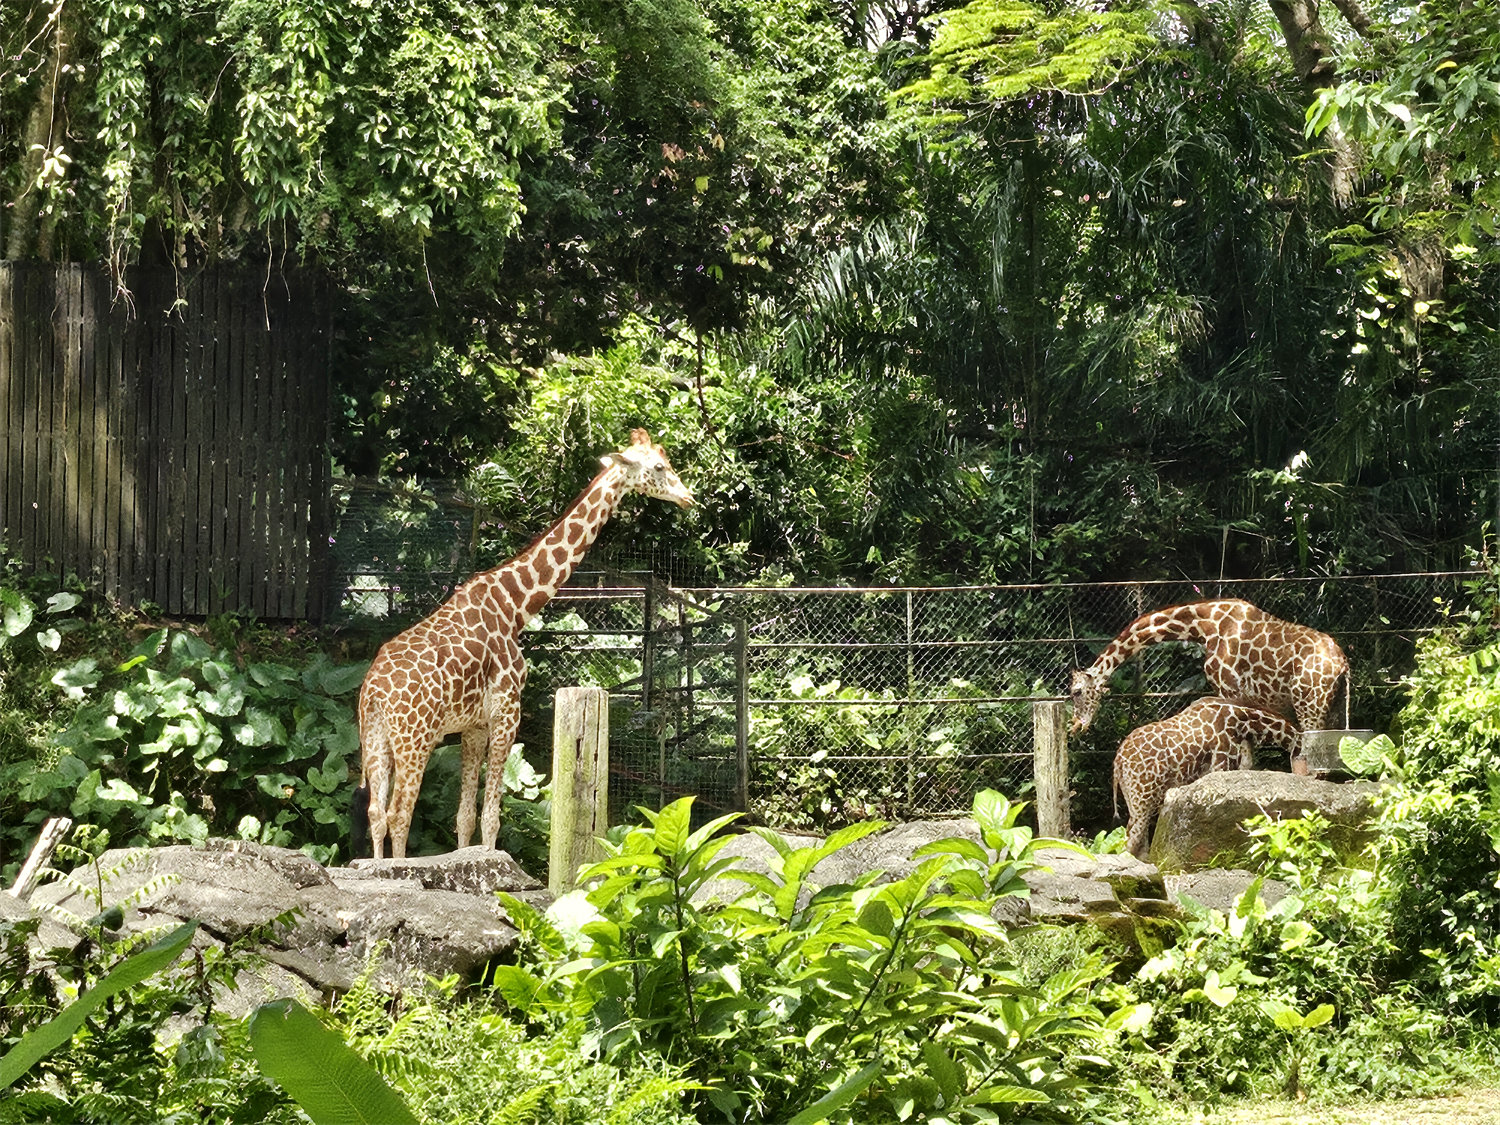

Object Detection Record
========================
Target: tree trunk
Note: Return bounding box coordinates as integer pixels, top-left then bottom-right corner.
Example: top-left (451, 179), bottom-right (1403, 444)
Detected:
top-left (6, 0), bottom-right (77, 260)
top-left (1265, 0), bottom-right (1359, 205)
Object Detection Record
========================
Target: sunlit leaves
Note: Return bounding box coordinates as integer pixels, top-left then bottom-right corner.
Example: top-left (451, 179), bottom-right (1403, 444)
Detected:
top-left (895, 0), bottom-right (1157, 112)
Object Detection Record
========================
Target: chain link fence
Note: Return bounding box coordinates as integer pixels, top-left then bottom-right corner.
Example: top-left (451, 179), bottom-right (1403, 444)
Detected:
top-left (701, 574), bottom-right (1472, 834)
top-left (324, 479), bottom-right (1477, 838)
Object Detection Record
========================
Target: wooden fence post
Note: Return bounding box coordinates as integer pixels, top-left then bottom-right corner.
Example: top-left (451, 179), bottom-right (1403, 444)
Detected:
top-left (1032, 701), bottom-right (1070, 838)
top-left (549, 687), bottom-right (609, 896)
top-left (7, 816), bottom-right (72, 901)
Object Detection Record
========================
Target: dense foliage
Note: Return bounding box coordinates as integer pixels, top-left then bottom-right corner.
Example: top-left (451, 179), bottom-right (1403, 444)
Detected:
top-left (5, 0), bottom-right (1496, 580)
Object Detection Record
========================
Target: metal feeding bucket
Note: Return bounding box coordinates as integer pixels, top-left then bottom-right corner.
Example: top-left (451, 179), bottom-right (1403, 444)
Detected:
top-left (1300, 729), bottom-right (1378, 775)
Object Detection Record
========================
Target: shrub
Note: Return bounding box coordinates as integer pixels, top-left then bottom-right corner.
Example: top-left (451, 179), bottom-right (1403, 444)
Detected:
top-left (494, 790), bottom-right (1127, 1123)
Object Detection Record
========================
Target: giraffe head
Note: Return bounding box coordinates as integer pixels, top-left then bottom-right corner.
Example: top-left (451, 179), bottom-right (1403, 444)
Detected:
top-left (604, 429), bottom-right (696, 508)
top-left (1068, 667), bottom-right (1108, 734)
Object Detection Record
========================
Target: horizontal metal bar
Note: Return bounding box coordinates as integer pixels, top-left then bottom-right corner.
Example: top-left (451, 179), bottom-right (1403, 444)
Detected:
top-left (748, 695), bottom-right (1060, 706)
top-left (756, 759), bottom-right (1038, 768)
top-left (680, 572), bottom-right (1474, 596)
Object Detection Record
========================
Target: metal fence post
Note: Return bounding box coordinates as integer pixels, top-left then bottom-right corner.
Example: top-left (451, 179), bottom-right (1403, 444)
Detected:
top-left (900, 590), bottom-right (915, 813)
top-left (735, 616), bottom-right (750, 813)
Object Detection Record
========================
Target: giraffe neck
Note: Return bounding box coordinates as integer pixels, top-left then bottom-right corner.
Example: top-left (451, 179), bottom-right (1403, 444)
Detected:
top-left (480, 464), bottom-right (628, 629)
top-left (1088, 602), bottom-right (1219, 683)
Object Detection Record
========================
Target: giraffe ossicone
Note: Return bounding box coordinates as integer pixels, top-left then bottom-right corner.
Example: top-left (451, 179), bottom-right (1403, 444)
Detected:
top-left (353, 429), bottom-right (694, 860)
top-left (1069, 598), bottom-right (1349, 741)
top-left (1113, 696), bottom-right (1301, 860)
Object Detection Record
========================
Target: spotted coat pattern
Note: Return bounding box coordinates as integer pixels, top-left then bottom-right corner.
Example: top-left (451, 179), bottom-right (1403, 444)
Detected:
top-left (1114, 696), bottom-right (1302, 859)
top-left (355, 430), bottom-right (694, 859)
top-left (1069, 598), bottom-right (1349, 739)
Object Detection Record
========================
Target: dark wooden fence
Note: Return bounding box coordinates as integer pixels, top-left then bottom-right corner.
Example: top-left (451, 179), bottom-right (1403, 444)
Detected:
top-left (0, 262), bottom-right (331, 619)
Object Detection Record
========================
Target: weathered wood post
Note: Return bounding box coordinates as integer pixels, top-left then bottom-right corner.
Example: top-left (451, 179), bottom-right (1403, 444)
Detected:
top-left (549, 687), bottom-right (610, 896)
top-left (1032, 700), bottom-right (1070, 838)
top-left (7, 816), bottom-right (73, 901)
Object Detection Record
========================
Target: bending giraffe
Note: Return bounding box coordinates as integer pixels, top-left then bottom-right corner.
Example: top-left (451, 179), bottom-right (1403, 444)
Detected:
top-left (1069, 598), bottom-right (1349, 741)
top-left (1114, 696), bottom-right (1301, 859)
top-left (353, 430), bottom-right (695, 860)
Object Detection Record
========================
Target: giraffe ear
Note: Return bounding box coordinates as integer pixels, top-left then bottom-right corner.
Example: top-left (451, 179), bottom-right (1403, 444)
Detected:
top-left (600, 453), bottom-right (621, 469)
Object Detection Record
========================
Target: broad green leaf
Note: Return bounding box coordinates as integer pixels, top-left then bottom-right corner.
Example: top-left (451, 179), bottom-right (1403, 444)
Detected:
top-left (652, 798), bottom-right (693, 857)
top-left (913, 837), bottom-right (989, 864)
top-left (1339, 733), bottom-right (1392, 775)
top-left (785, 1059), bottom-right (883, 1125)
top-left (0, 922), bottom-right (197, 1090)
top-left (318, 661), bottom-right (369, 696)
top-left (1302, 1003), bottom-right (1335, 1029)
top-left (45, 591), bottom-right (82, 614)
top-left (0, 589), bottom-right (35, 638)
top-left (920, 1040), bottom-right (963, 1104)
top-left (52, 659), bottom-right (100, 702)
top-left (962, 1083), bottom-right (1050, 1105)
top-left (248, 998), bottom-right (418, 1125)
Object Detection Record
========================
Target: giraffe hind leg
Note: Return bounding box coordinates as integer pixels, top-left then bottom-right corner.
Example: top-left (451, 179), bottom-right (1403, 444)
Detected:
top-left (385, 731), bottom-right (438, 861)
top-left (480, 703), bottom-right (522, 851)
top-left (455, 727), bottom-right (487, 849)
top-left (363, 749), bottom-right (392, 861)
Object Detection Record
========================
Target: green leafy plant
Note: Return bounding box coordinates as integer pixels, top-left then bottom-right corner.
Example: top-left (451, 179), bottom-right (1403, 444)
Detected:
top-left (0, 921), bottom-right (198, 1092)
top-left (35, 628), bottom-right (366, 863)
top-left (495, 790), bottom-right (1115, 1123)
top-left (324, 969), bottom-right (699, 1125)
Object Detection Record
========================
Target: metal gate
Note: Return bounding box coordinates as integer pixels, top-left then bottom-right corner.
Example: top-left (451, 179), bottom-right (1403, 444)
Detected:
top-left (526, 576), bottom-right (747, 828)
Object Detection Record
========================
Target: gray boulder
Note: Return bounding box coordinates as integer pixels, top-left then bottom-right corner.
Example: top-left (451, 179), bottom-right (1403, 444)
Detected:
top-left (1150, 770), bottom-right (1380, 873)
top-left (24, 840), bottom-right (544, 995)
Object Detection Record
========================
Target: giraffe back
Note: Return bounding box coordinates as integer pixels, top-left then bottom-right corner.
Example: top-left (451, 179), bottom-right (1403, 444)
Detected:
top-left (1112, 695), bottom-right (1301, 858)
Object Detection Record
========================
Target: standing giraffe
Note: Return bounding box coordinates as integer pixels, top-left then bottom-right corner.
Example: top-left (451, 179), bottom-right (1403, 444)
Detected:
top-left (1069, 599), bottom-right (1349, 741)
top-left (353, 430), bottom-right (695, 860)
top-left (1114, 696), bottom-right (1301, 859)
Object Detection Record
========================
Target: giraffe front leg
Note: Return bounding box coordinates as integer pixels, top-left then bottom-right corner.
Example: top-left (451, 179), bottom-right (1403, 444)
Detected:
top-left (455, 727), bottom-right (488, 849)
top-left (479, 703), bottom-right (522, 851)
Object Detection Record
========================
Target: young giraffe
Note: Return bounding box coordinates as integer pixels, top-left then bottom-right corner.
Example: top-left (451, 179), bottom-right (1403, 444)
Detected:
top-left (353, 430), bottom-right (695, 860)
top-left (1114, 696), bottom-right (1302, 860)
top-left (1069, 598), bottom-right (1349, 743)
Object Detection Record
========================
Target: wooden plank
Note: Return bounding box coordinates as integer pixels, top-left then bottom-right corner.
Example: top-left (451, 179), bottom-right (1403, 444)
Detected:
top-left (189, 273), bottom-right (214, 614)
top-left (36, 268), bottom-right (57, 579)
top-left (165, 279), bottom-right (189, 614)
top-left (210, 268), bottom-right (235, 614)
top-left (267, 282), bottom-right (291, 618)
top-left (288, 278), bottom-right (320, 618)
top-left (91, 269), bottom-right (119, 599)
top-left (305, 281), bottom-right (331, 622)
top-left (83, 268), bottom-right (108, 592)
top-left (231, 271), bottom-right (255, 614)
top-left (1032, 700), bottom-right (1071, 838)
top-left (70, 265), bottom-right (93, 585)
top-left (117, 280), bottom-right (145, 605)
top-left (150, 273), bottom-right (176, 611)
top-left (245, 281), bottom-right (270, 616)
top-left (0, 265), bottom-right (14, 550)
top-left (549, 686), bottom-right (611, 895)
top-left (15, 268), bottom-right (35, 570)
top-left (285, 285), bottom-right (308, 618)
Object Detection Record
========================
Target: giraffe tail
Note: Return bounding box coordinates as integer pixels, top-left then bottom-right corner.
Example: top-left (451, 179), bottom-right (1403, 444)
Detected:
top-left (350, 783), bottom-right (370, 859)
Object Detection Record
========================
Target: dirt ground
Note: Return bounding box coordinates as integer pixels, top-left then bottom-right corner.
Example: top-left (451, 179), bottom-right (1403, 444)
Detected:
top-left (1166, 1088), bottom-right (1500, 1124)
